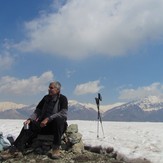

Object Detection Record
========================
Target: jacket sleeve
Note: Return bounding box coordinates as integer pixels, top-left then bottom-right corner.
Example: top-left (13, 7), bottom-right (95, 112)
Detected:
top-left (49, 95), bottom-right (68, 121)
top-left (29, 96), bottom-right (45, 121)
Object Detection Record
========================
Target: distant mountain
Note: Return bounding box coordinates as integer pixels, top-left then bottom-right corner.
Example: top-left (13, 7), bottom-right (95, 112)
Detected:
top-left (67, 100), bottom-right (124, 120)
top-left (68, 100), bottom-right (97, 120)
top-left (0, 100), bottom-right (109, 120)
top-left (0, 102), bottom-right (27, 111)
top-left (103, 96), bottom-right (163, 122)
top-left (127, 96), bottom-right (163, 111)
top-left (0, 104), bottom-right (35, 119)
top-left (0, 102), bottom-right (28, 119)
top-left (0, 96), bottom-right (163, 121)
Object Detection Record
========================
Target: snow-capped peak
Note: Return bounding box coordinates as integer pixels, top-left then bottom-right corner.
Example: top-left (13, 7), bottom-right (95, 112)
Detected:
top-left (127, 96), bottom-right (163, 111)
top-left (68, 100), bottom-right (124, 113)
top-left (137, 96), bottom-right (163, 104)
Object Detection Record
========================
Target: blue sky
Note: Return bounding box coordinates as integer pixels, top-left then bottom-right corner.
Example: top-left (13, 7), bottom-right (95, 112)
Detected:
top-left (0, 0), bottom-right (163, 105)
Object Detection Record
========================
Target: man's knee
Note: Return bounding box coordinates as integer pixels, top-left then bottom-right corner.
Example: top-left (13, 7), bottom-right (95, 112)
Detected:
top-left (29, 121), bottom-right (41, 132)
top-left (52, 117), bottom-right (65, 124)
top-left (51, 117), bottom-right (67, 133)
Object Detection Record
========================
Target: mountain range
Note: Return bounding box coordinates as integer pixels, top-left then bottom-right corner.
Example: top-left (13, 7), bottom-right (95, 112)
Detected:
top-left (0, 96), bottom-right (163, 122)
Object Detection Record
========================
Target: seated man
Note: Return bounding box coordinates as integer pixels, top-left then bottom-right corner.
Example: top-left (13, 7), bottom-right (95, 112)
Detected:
top-left (3, 81), bottom-right (68, 159)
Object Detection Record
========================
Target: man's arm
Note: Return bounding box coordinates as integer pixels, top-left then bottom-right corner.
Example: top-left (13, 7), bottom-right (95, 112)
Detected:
top-left (24, 97), bottom-right (45, 125)
top-left (29, 96), bottom-right (45, 121)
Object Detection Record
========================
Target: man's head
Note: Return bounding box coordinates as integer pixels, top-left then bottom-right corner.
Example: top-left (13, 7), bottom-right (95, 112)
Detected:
top-left (48, 81), bottom-right (61, 95)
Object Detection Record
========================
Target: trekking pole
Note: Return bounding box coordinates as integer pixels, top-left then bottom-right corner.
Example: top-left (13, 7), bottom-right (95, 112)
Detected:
top-left (95, 93), bottom-right (105, 138)
top-left (98, 107), bottom-right (105, 138)
top-left (96, 101), bottom-right (100, 138)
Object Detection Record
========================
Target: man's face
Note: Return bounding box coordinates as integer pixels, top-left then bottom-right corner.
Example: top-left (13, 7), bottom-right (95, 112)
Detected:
top-left (48, 84), bottom-right (59, 95)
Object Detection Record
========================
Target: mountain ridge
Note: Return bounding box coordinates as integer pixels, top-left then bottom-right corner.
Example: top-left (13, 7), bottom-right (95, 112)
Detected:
top-left (103, 96), bottom-right (163, 122)
top-left (0, 96), bottom-right (163, 121)
top-left (0, 102), bottom-right (27, 111)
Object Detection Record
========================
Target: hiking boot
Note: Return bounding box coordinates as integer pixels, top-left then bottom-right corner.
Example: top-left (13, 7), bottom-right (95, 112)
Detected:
top-left (48, 148), bottom-right (61, 159)
top-left (9, 145), bottom-right (18, 153)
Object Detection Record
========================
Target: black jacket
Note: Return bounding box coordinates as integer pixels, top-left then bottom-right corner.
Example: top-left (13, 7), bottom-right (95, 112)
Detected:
top-left (29, 94), bottom-right (68, 122)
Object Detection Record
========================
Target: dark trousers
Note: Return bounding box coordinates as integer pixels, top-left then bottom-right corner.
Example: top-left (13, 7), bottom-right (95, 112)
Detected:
top-left (14, 117), bottom-right (67, 151)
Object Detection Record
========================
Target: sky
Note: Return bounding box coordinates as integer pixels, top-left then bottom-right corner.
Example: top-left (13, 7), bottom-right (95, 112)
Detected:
top-left (0, 0), bottom-right (163, 105)
top-left (0, 119), bottom-right (163, 163)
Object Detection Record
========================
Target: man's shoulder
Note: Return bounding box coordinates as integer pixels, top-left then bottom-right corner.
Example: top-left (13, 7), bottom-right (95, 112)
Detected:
top-left (43, 95), bottom-right (49, 99)
top-left (59, 94), bottom-right (68, 108)
top-left (41, 95), bottom-right (51, 102)
top-left (59, 94), bottom-right (67, 99)
top-left (59, 94), bottom-right (68, 101)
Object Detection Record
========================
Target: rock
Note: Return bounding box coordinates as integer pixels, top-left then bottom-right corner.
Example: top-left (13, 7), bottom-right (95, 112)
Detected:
top-left (66, 124), bottom-right (78, 133)
top-left (68, 132), bottom-right (82, 144)
top-left (71, 140), bottom-right (84, 154)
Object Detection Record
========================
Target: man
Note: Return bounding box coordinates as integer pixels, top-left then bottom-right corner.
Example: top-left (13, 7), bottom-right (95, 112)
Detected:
top-left (2, 81), bottom-right (68, 159)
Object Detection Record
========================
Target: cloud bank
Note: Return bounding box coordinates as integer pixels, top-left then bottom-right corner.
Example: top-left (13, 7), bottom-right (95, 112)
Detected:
top-left (74, 80), bottom-right (104, 95)
top-left (13, 0), bottom-right (163, 59)
top-left (119, 82), bottom-right (163, 100)
top-left (0, 71), bottom-right (54, 96)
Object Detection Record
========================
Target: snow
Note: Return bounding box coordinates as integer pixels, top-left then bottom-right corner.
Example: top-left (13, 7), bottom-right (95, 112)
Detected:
top-left (0, 119), bottom-right (163, 163)
top-left (132, 96), bottom-right (163, 111)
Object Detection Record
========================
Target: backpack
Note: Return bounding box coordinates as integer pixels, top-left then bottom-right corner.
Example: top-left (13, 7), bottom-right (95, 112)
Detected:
top-left (0, 132), bottom-right (11, 151)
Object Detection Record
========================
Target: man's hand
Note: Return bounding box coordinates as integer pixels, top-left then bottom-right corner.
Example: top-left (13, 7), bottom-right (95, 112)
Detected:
top-left (40, 118), bottom-right (49, 127)
top-left (24, 119), bottom-right (31, 125)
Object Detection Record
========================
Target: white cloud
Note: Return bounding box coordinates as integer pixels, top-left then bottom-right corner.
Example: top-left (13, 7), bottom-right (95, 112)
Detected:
top-left (0, 71), bottom-right (54, 96)
top-left (12, 0), bottom-right (163, 59)
top-left (0, 53), bottom-right (14, 70)
top-left (74, 80), bottom-right (104, 95)
top-left (119, 82), bottom-right (163, 100)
